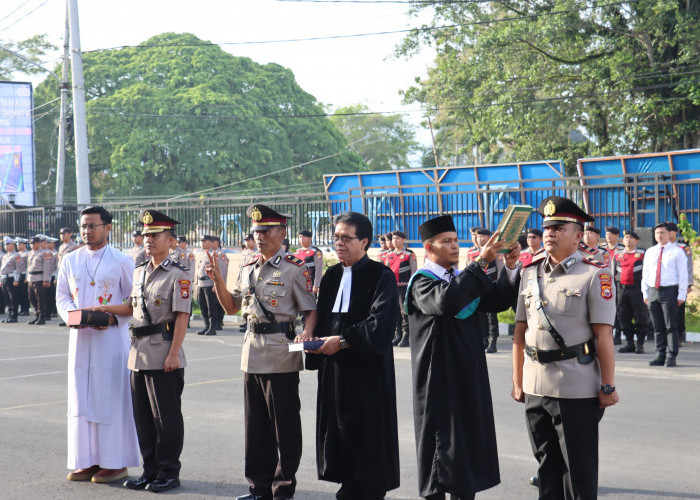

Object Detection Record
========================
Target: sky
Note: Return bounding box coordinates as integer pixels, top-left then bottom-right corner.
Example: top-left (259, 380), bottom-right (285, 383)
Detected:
top-left (1, 0), bottom-right (437, 151)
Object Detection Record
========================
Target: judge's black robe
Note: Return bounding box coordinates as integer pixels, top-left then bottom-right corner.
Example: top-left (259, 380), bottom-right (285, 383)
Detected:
top-left (405, 261), bottom-right (518, 497)
top-left (306, 255), bottom-right (400, 493)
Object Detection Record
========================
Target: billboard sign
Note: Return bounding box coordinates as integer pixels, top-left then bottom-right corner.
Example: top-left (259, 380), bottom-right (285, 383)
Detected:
top-left (0, 81), bottom-right (35, 206)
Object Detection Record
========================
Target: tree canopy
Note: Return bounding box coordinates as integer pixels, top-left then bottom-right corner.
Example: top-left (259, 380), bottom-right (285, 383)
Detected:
top-left (397, 0), bottom-right (700, 173)
top-left (330, 104), bottom-right (419, 171)
top-left (33, 32), bottom-right (364, 203)
top-left (0, 35), bottom-right (55, 80)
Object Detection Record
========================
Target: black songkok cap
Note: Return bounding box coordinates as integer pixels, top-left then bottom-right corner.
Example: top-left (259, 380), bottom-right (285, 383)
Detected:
top-left (538, 196), bottom-right (594, 228)
top-left (604, 226), bottom-right (620, 235)
top-left (298, 229), bottom-right (312, 237)
top-left (624, 230), bottom-right (640, 240)
top-left (418, 215), bottom-right (457, 242)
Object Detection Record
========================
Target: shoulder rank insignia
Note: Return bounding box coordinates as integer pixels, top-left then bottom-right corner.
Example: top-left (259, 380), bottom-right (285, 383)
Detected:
top-left (136, 260), bottom-right (149, 268)
top-left (583, 256), bottom-right (607, 268)
top-left (172, 261), bottom-right (188, 271)
top-left (243, 256), bottom-right (259, 267)
top-left (285, 254), bottom-right (304, 266)
top-left (579, 242), bottom-right (596, 254)
top-left (523, 254), bottom-right (546, 268)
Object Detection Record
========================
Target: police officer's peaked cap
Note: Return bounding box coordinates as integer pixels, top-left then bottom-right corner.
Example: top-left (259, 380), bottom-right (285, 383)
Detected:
top-left (584, 225), bottom-right (601, 234)
top-left (29, 236), bottom-right (41, 243)
top-left (35, 234), bottom-right (47, 241)
top-left (624, 230), bottom-right (640, 240)
top-left (200, 235), bottom-right (213, 242)
top-left (59, 227), bottom-right (72, 234)
top-left (604, 226), bottom-right (620, 235)
top-left (3, 236), bottom-right (15, 245)
top-left (46, 236), bottom-right (59, 243)
top-left (132, 230), bottom-right (143, 237)
top-left (176, 236), bottom-right (187, 243)
top-left (298, 229), bottom-right (312, 237)
top-left (247, 205), bottom-right (292, 232)
top-left (476, 228), bottom-right (492, 236)
top-left (418, 215), bottom-right (457, 242)
top-left (15, 237), bottom-right (28, 243)
top-left (527, 228), bottom-right (543, 237)
top-left (138, 210), bottom-right (181, 235)
top-left (538, 196), bottom-right (594, 228)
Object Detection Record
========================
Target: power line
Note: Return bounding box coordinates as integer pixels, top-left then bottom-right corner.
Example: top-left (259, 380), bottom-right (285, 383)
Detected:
top-left (83, 0), bottom-right (638, 53)
top-left (0, 0), bottom-right (33, 24)
top-left (0, 0), bottom-right (53, 33)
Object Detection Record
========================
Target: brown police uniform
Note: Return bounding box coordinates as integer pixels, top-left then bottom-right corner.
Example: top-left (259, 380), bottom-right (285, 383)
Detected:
top-left (1, 240), bottom-right (20, 322)
top-left (194, 243), bottom-right (217, 334)
top-left (27, 243), bottom-right (51, 324)
top-left (57, 240), bottom-right (79, 267)
top-left (515, 196), bottom-right (617, 499)
top-left (126, 210), bottom-right (191, 489)
top-left (230, 205), bottom-right (317, 500)
top-left (130, 245), bottom-right (149, 267)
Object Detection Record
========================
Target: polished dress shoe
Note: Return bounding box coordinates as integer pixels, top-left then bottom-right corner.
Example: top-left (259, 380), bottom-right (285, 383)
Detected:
top-left (485, 339), bottom-right (497, 353)
top-left (67, 464), bottom-right (100, 481)
top-left (27, 316), bottom-right (39, 325)
top-left (145, 478), bottom-right (181, 492)
top-left (124, 475), bottom-right (155, 490)
top-left (665, 357), bottom-right (677, 367)
top-left (35, 318), bottom-right (46, 325)
top-left (649, 357), bottom-right (666, 366)
top-left (618, 343), bottom-right (635, 353)
top-left (529, 475), bottom-right (540, 487)
top-left (204, 326), bottom-right (217, 335)
top-left (196, 326), bottom-right (209, 335)
top-left (235, 494), bottom-right (272, 500)
top-left (92, 467), bottom-right (128, 483)
top-left (636, 344), bottom-right (645, 354)
top-left (58, 321), bottom-right (67, 327)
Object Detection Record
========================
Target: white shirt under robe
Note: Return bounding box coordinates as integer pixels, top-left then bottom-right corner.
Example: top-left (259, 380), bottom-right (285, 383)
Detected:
top-left (56, 245), bottom-right (140, 470)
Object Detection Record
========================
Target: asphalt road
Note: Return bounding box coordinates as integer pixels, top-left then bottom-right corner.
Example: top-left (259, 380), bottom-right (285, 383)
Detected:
top-left (1, 319), bottom-right (700, 499)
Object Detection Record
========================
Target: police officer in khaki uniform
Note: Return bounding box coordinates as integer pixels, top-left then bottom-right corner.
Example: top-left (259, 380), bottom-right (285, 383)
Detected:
top-left (207, 204), bottom-right (317, 500)
top-left (95, 209), bottom-right (190, 493)
top-left (512, 196), bottom-right (619, 499)
top-left (194, 235), bottom-right (217, 335)
top-left (130, 230), bottom-right (149, 267)
top-left (1, 236), bottom-right (20, 323)
top-left (26, 236), bottom-right (51, 325)
top-left (15, 237), bottom-right (30, 315)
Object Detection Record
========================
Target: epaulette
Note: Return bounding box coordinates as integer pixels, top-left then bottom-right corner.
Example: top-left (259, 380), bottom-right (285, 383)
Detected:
top-left (533, 248), bottom-right (545, 256)
top-left (172, 261), bottom-right (189, 272)
top-left (405, 248), bottom-right (415, 254)
top-left (243, 256), bottom-right (259, 267)
top-left (583, 256), bottom-right (607, 268)
top-left (524, 254), bottom-right (546, 268)
top-left (136, 260), bottom-right (149, 268)
top-left (579, 242), bottom-right (597, 255)
top-left (285, 254), bottom-right (304, 266)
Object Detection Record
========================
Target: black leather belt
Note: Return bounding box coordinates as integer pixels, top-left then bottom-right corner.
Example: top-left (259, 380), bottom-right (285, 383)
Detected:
top-left (131, 321), bottom-right (175, 340)
top-left (620, 284), bottom-right (641, 289)
top-left (249, 321), bottom-right (294, 335)
top-left (656, 285), bottom-right (678, 290)
top-left (199, 275), bottom-right (210, 281)
top-left (28, 271), bottom-right (42, 275)
top-left (525, 339), bottom-right (596, 364)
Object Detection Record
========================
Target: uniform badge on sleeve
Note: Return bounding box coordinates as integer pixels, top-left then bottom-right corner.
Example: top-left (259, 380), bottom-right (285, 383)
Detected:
top-left (303, 270), bottom-right (313, 292)
top-left (179, 279), bottom-right (191, 299)
top-left (599, 273), bottom-right (613, 300)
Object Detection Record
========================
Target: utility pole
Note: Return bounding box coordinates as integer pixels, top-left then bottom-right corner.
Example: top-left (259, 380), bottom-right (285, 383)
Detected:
top-left (427, 115), bottom-right (439, 168)
top-left (67, 0), bottom-right (91, 206)
top-left (55, 6), bottom-right (70, 208)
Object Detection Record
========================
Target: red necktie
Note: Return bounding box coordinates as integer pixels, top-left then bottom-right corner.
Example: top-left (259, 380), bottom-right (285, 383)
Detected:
top-left (654, 247), bottom-right (664, 288)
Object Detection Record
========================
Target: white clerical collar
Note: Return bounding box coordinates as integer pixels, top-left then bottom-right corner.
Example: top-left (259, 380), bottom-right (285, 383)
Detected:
top-left (423, 257), bottom-right (459, 282)
top-left (332, 265), bottom-right (353, 313)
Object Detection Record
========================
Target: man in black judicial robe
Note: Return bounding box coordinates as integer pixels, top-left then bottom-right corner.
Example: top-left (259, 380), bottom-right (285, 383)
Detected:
top-left (405, 216), bottom-right (520, 500)
top-left (305, 212), bottom-right (400, 500)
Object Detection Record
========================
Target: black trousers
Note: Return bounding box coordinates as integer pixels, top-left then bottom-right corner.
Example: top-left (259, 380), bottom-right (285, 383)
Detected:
top-left (479, 312), bottom-right (499, 346)
top-left (197, 285), bottom-right (215, 327)
top-left (130, 368), bottom-right (185, 480)
top-left (48, 276), bottom-right (57, 316)
top-left (525, 394), bottom-right (604, 500)
top-left (244, 372), bottom-right (302, 500)
top-left (17, 274), bottom-right (29, 312)
top-left (28, 281), bottom-right (46, 317)
top-left (617, 286), bottom-right (648, 344)
top-left (647, 286), bottom-right (680, 358)
top-left (425, 493), bottom-right (475, 500)
top-left (1, 277), bottom-right (18, 319)
top-left (337, 480), bottom-right (386, 500)
top-left (678, 301), bottom-right (686, 341)
top-left (396, 285), bottom-right (408, 336)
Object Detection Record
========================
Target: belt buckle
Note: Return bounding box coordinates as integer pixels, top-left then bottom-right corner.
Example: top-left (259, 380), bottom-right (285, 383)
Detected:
top-left (532, 348), bottom-right (539, 363)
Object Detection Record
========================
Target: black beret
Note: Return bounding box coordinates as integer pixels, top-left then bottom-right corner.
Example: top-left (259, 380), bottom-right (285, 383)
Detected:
top-left (585, 226), bottom-right (601, 234)
top-left (624, 230), bottom-right (640, 240)
top-left (392, 230), bottom-right (407, 239)
top-left (476, 228), bottom-right (492, 236)
top-left (604, 226), bottom-right (620, 235)
top-left (527, 228), bottom-right (543, 237)
top-left (298, 230), bottom-right (312, 237)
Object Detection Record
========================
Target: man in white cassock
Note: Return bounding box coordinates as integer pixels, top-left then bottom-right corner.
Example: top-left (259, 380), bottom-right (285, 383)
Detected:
top-left (56, 206), bottom-right (140, 484)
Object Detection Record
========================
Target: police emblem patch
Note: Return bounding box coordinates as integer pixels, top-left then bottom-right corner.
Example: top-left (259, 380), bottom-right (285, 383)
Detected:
top-left (599, 273), bottom-right (613, 300)
top-left (544, 200), bottom-right (556, 216)
top-left (251, 207), bottom-right (263, 221)
top-left (143, 211), bottom-right (154, 224)
top-left (270, 299), bottom-right (278, 307)
top-left (179, 279), bottom-right (190, 299)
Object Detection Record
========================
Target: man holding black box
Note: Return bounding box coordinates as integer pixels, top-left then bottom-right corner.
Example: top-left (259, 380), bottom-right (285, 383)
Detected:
top-left (56, 206), bottom-right (140, 484)
top-left (94, 209), bottom-right (191, 493)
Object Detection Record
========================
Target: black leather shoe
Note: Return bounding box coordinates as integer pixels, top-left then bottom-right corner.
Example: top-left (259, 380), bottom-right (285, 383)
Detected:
top-left (665, 357), bottom-right (677, 367)
top-left (235, 494), bottom-right (272, 500)
top-left (635, 344), bottom-right (645, 354)
top-left (58, 321), bottom-right (66, 327)
top-left (618, 343), bottom-right (635, 353)
top-left (613, 334), bottom-right (622, 345)
top-left (145, 478), bottom-right (180, 492)
top-left (19, 310), bottom-right (29, 316)
top-left (529, 476), bottom-right (540, 487)
top-left (123, 476), bottom-right (154, 490)
top-left (196, 326), bottom-right (209, 335)
top-left (27, 316), bottom-right (39, 325)
top-left (204, 326), bottom-right (217, 335)
top-left (35, 318), bottom-right (45, 325)
top-left (398, 333), bottom-right (410, 347)
top-left (485, 340), bottom-right (497, 353)
top-left (649, 357), bottom-right (666, 366)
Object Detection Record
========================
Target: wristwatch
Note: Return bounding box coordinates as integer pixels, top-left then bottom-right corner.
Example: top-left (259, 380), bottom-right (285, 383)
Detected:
top-left (600, 384), bottom-right (615, 394)
top-left (339, 336), bottom-right (350, 350)
top-left (474, 256), bottom-right (491, 270)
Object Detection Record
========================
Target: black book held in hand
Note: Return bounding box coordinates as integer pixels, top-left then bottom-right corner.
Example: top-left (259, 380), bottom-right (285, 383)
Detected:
top-left (67, 309), bottom-right (111, 328)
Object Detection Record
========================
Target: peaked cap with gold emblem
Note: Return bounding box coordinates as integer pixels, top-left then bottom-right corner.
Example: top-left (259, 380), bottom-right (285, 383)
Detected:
top-left (246, 204), bottom-right (292, 231)
top-left (138, 209), bottom-right (181, 234)
top-left (538, 196), bottom-right (594, 228)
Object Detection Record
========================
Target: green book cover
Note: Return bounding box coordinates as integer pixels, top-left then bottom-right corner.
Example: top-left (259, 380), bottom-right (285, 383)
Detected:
top-left (495, 204), bottom-right (533, 253)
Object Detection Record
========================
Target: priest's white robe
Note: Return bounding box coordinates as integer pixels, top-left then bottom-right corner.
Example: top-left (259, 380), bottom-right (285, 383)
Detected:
top-left (57, 244), bottom-right (140, 469)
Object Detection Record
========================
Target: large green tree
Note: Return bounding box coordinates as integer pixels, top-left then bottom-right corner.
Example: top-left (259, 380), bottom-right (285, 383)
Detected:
top-left (0, 34), bottom-right (55, 79)
top-left (33, 32), bottom-right (363, 202)
top-left (398, 0), bottom-right (700, 172)
top-left (330, 104), bottom-right (419, 170)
